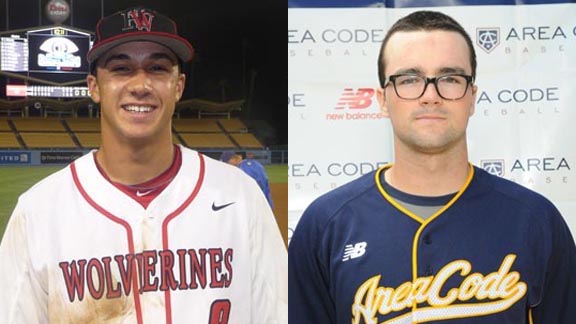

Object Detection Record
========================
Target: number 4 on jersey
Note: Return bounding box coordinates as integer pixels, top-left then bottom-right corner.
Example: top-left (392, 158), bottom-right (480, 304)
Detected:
top-left (209, 299), bottom-right (231, 324)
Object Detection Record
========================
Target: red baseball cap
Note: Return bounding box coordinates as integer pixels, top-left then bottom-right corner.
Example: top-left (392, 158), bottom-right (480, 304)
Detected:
top-left (87, 7), bottom-right (194, 64)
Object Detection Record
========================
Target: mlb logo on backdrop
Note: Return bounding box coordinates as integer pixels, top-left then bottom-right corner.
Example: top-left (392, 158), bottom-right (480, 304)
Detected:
top-left (476, 28), bottom-right (500, 53)
top-left (481, 160), bottom-right (505, 177)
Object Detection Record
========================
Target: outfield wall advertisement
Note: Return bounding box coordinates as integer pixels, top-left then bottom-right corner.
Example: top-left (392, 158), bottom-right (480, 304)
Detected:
top-left (0, 152), bottom-right (31, 165)
top-left (0, 150), bottom-right (87, 165)
top-left (288, 1), bottom-right (576, 241)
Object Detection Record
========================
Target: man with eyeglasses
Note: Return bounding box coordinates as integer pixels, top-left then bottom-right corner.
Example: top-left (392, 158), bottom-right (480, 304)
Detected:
top-left (288, 10), bottom-right (576, 324)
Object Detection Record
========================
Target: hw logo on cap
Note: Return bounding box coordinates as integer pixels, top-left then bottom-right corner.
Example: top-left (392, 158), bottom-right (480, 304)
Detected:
top-left (476, 28), bottom-right (500, 53)
top-left (121, 9), bottom-right (154, 32)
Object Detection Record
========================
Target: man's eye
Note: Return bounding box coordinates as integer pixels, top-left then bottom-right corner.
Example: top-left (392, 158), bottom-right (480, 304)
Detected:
top-left (110, 66), bottom-right (130, 72)
top-left (440, 76), bottom-right (463, 84)
top-left (398, 77), bottom-right (422, 85)
top-left (150, 65), bottom-right (170, 72)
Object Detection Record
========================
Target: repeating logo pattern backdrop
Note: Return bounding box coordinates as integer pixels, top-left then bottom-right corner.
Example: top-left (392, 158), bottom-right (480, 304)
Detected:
top-left (288, 2), bottom-right (576, 242)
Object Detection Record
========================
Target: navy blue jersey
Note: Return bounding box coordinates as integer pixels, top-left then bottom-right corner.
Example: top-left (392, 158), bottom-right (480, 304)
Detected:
top-left (289, 165), bottom-right (576, 323)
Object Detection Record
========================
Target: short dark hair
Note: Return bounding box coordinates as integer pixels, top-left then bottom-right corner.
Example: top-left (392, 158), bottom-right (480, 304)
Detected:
top-left (377, 11), bottom-right (476, 88)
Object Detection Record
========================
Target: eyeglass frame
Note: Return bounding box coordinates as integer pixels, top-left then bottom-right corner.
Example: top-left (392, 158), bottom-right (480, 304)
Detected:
top-left (384, 73), bottom-right (474, 100)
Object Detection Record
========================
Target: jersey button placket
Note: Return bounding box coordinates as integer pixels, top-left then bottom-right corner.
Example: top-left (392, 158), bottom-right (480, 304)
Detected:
top-left (420, 233), bottom-right (433, 276)
top-left (142, 211), bottom-right (161, 251)
top-left (423, 234), bottom-right (432, 245)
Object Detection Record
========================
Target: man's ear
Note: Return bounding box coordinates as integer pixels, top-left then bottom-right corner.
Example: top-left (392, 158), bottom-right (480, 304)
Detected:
top-left (86, 74), bottom-right (100, 103)
top-left (377, 87), bottom-right (390, 117)
top-left (175, 73), bottom-right (186, 101)
top-left (468, 84), bottom-right (477, 117)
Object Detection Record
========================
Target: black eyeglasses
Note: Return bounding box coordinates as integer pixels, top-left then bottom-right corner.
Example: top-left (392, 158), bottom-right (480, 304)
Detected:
top-left (385, 74), bottom-right (474, 100)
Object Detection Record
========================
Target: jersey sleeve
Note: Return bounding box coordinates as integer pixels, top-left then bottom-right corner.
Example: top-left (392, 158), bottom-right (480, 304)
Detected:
top-left (288, 201), bottom-right (336, 324)
top-left (250, 187), bottom-right (287, 323)
top-left (529, 205), bottom-right (576, 323)
top-left (0, 198), bottom-right (49, 323)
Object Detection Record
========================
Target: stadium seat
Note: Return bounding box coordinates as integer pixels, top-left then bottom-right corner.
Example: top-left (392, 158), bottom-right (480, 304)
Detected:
top-left (172, 119), bottom-right (220, 132)
top-left (231, 133), bottom-right (263, 149)
top-left (179, 133), bottom-right (235, 148)
top-left (75, 133), bottom-right (101, 149)
top-left (11, 118), bottom-right (66, 132)
top-left (20, 132), bottom-right (76, 148)
top-left (0, 119), bottom-right (11, 131)
top-left (65, 118), bottom-right (101, 132)
top-left (0, 132), bottom-right (21, 148)
top-left (176, 99), bottom-right (243, 119)
top-left (218, 118), bottom-right (247, 132)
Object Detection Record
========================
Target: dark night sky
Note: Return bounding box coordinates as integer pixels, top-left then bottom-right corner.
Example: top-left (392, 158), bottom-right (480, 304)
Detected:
top-left (0, 0), bottom-right (286, 145)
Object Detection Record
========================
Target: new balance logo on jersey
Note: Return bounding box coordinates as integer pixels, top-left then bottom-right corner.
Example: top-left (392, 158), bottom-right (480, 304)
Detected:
top-left (343, 242), bottom-right (367, 261)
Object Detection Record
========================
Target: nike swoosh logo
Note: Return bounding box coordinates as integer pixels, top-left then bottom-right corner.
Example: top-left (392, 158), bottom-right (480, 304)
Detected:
top-left (212, 202), bottom-right (235, 211)
top-left (136, 190), bottom-right (154, 197)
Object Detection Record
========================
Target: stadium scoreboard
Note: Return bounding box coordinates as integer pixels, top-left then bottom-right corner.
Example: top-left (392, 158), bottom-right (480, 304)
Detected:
top-left (6, 85), bottom-right (90, 98)
top-left (1, 36), bottom-right (29, 72)
top-left (1, 27), bottom-right (91, 74)
top-left (1, 26), bottom-right (93, 99)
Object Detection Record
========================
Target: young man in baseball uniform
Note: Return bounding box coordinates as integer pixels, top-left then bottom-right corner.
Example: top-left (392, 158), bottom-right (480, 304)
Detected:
top-left (289, 10), bottom-right (576, 324)
top-left (0, 7), bottom-right (287, 324)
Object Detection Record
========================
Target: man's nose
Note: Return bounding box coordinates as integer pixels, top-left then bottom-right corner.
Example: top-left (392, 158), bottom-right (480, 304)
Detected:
top-left (418, 80), bottom-right (442, 105)
top-left (127, 70), bottom-right (153, 96)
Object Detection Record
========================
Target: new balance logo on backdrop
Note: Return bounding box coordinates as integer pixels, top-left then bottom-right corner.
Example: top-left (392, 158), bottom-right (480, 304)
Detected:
top-left (343, 242), bottom-right (367, 261)
top-left (477, 28), bottom-right (500, 53)
top-left (327, 88), bottom-right (385, 121)
top-left (335, 88), bottom-right (375, 110)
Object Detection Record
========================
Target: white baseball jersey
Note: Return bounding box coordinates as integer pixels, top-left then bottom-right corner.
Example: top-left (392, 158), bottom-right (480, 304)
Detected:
top-left (0, 146), bottom-right (287, 324)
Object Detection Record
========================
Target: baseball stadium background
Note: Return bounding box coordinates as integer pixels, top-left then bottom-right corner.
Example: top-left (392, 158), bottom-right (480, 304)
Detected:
top-left (289, 0), bottom-right (576, 242)
top-left (0, 0), bottom-right (288, 246)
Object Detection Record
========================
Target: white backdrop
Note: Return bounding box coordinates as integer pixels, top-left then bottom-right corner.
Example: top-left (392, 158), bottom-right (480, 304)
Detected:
top-left (288, 3), bottom-right (576, 242)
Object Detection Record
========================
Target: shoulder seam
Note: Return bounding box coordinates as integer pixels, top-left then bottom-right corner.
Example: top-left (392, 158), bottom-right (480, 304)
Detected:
top-left (317, 177), bottom-right (378, 240)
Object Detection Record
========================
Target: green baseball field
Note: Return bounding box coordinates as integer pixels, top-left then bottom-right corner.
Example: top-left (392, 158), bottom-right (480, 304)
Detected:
top-left (0, 165), bottom-right (288, 243)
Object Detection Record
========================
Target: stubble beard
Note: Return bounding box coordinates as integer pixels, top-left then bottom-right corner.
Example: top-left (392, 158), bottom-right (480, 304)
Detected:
top-left (396, 126), bottom-right (467, 155)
